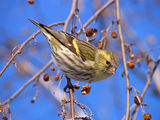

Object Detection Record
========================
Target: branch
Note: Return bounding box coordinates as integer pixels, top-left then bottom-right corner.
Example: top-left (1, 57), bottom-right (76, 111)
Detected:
top-left (0, 22), bottom-right (64, 77)
top-left (130, 57), bottom-right (160, 119)
top-left (74, 13), bottom-right (89, 41)
top-left (115, 0), bottom-right (130, 119)
top-left (66, 77), bottom-right (75, 120)
top-left (141, 57), bottom-right (160, 98)
top-left (77, 0), bottom-right (115, 35)
top-left (63, 0), bottom-right (78, 32)
top-left (2, 59), bottom-right (53, 106)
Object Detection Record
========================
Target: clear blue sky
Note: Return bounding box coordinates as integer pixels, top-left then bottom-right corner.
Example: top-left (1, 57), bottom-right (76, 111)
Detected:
top-left (0, 0), bottom-right (160, 120)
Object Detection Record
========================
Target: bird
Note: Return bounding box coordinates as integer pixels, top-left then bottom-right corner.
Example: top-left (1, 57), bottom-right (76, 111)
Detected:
top-left (28, 18), bottom-right (119, 83)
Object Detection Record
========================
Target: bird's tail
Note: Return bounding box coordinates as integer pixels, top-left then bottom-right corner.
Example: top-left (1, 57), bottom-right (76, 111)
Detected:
top-left (28, 18), bottom-right (62, 46)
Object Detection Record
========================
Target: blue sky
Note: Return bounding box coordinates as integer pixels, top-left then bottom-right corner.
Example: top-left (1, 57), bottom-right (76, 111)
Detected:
top-left (0, 0), bottom-right (160, 120)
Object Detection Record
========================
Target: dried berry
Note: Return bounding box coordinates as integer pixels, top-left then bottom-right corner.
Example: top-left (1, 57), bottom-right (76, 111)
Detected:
top-left (43, 74), bottom-right (49, 81)
top-left (121, 71), bottom-right (125, 77)
top-left (143, 113), bottom-right (152, 120)
top-left (130, 54), bottom-right (135, 59)
top-left (74, 84), bottom-right (80, 89)
top-left (28, 0), bottom-right (34, 4)
top-left (111, 31), bottom-right (117, 38)
top-left (142, 103), bottom-right (148, 106)
top-left (58, 113), bottom-right (62, 116)
top-left (81, 85), bottom-right (91, 95)
top-left (30, 100), bottom-right (35, 103)
top-left (127, 60), bottom-right (135, 69)
top-left (2, 116), bottom-right (8, 120)
top-left (86, 28), bottom-right (98, 37)
top-left (134, 96), bottom-right (142, 105)
top-left (54, 74), bottom-right (61, 81)
top-left (136, 90), bottom-right (141, 94)
top-left (147, 70), bottom-right (152, 75)
top-left (51, 66), bottom-right (55, 71)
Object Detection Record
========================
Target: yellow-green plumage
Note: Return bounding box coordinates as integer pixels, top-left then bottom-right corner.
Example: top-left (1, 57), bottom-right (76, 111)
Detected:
top-left (28, 18), bottom-right (119, 83)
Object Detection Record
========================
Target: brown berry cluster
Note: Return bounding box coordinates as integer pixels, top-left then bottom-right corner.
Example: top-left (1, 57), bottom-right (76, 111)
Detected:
top-left (85, 28), bottom-right (98, 37)
top-left (125, 43), bottom-right (137, 69)
top-left (81, 85), bottom-right (91, 95)
top-left (73, 83), bottom-right (91, 95)
top-left (143, 113), bottom-right (152, 120)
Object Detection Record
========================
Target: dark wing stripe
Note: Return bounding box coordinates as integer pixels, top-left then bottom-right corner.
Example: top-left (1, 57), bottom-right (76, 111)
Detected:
top-left (39, 23), bottom-right (94, 62)
top-left (39, 24), bottom-right (65, 46)
top-left (40, 24), bottom-right (84, 61)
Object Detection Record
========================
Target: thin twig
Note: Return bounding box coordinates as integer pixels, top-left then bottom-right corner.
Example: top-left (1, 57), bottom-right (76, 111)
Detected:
top-left (61, 99), bottom-right (67, 120)
top-left (77, 0), bottom-right (115, 35)
top-left (141, 57), bottom-right (160, 98)
top-left (31, 89), bottom-right (39, 102)
top-left (132, 107), bottom-right (139, 120)
top-left (63, 0), bottom-right (78, 32)
top-left (115, 0), bottom-right (130, 119)
top-left (130, 57), bottom-right (160, 119)
top-left (130, 87), bottom-right (145, 114)
top-left (74, 100), bottom-right (93, 117)
top-left (2, 60), bottom-right (53, 106)
top-left (0, 22), bottom-right (64, 77)
top-left (122, 104), bottom-right (136, 120)
top-left (74, 13), bottom-right (89, 42)
top-left (7, 104), bottom-right (11, 120)
top-left (100, 20), bottom-right (117, 49)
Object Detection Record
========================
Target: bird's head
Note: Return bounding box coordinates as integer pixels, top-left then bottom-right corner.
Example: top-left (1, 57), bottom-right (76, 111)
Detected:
top-left (95, 50), bottom-right (119, 75)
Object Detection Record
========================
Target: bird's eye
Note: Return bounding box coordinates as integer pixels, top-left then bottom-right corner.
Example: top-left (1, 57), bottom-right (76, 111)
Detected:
top-left (106, 60), bottom-right (110, 65)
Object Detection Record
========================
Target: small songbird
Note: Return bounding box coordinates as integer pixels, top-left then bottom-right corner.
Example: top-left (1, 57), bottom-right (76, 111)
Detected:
top-left (28, 18), bottom-right (119, 83)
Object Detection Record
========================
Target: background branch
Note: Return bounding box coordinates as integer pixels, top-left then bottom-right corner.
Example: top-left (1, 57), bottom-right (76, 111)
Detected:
top-left (115, 0), bottom-right (130, 119)
top-left (63, 0), bottom-right (78, 32)
top-left (2, 59), bottom-right (53, 105)
top-left (130, 57), bottom-right (160, 119)
top-left (0, 22), bottom-right (64, 77)
top-left (77, 0), bottom-right (114, 35)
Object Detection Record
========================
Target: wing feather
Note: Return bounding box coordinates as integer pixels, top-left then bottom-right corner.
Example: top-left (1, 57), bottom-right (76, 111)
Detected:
top-left (40, 26), bottom-right (97, 61)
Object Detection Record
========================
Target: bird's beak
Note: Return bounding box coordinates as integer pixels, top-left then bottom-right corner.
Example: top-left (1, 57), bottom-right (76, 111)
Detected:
top-left (108, 68), bottom-right (115, 75)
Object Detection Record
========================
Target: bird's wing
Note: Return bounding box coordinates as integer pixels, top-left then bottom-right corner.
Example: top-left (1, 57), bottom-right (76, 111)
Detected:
top-left (49, 30), bottom-right (97, 61)
top-left (28, 18), bottom-right (97, 62)
top-left (27, 18), bottom-right (91, 61)
top-left (73, 37), bottom-right (97, 61)
top-left (28, 19), bottom-right (96, 61)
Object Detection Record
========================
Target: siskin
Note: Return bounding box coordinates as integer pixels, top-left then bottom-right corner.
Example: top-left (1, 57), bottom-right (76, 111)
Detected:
top-left (28, 18), bottom-right (119, 83)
